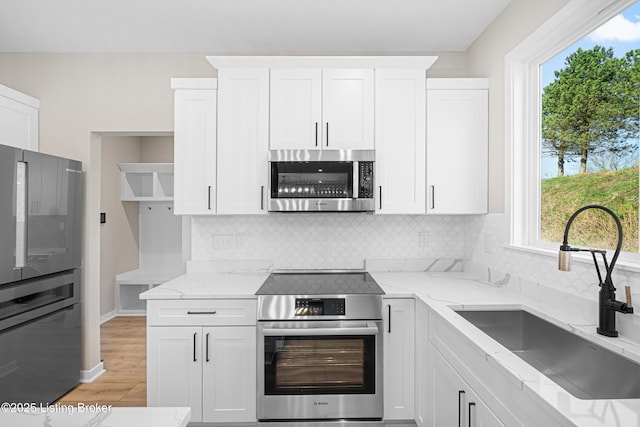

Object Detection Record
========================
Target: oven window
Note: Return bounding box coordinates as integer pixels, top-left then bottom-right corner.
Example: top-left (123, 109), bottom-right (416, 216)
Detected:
top-left (264, 335), bottom-right (376, 395)
top-left (270, 162), bottom-right (353, 199)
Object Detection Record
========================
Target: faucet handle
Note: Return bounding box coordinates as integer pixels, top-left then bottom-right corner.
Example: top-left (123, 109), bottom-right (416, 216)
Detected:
top-left (625, 286), bottom-right (633, 308)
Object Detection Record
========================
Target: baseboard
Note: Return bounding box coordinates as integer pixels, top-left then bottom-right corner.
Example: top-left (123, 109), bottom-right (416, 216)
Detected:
top-left (100, 310), bottom-right (116, 324)
top-left (79, 361), bottom-right (105, 383)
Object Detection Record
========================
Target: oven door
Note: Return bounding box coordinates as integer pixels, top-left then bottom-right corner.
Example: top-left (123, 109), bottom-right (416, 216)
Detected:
top-left (257, 320), bottom-right (383, 421)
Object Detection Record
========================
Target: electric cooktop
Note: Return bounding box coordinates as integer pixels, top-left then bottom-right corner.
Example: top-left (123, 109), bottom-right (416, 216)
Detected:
top-left (255, 270), bottom-right (385, 296)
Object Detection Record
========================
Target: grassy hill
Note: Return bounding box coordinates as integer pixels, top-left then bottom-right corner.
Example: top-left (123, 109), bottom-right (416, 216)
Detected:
top-left (541, 166), bottom-right (639, 252)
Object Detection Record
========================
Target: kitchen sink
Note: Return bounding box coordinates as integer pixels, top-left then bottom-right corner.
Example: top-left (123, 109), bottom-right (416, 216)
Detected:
top-left (455, 309), bottom-right (640, 399)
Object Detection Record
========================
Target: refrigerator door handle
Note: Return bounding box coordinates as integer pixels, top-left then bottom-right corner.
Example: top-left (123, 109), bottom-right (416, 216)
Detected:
top-left (15, 161), bottom-right (27, 269)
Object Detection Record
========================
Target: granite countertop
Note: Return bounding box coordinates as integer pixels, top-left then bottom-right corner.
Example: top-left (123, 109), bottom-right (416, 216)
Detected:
top-left (140, 268), bottom-right (640, 427)
top-left (0, 406), bottom-right (190, 427)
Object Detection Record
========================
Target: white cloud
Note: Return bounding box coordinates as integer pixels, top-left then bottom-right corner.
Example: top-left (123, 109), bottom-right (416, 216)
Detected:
top-left (588, 14), bottom-right (640, 43)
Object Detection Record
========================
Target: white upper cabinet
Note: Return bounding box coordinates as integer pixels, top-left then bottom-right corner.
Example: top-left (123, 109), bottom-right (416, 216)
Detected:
top-left (0, 84), bottom-right (39, 151)
top-left (172, 79), bottom-right (217, 215)
top-left (322, 69), bottom-right (374, 150)
top-left (269, 69), bottom-right (374, 150)
top-left (269, 69), bottom-right (322, 150)
top-left (217, 69), bottom-right (269, 214)
top-left (426, 78), bottom-right (488, 214)
top-left (375, 69), bottom-right (426, 214)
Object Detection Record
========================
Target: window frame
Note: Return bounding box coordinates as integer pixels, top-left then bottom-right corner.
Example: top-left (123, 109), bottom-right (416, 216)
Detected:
top-left (506, 0), bottom-right (640, 269)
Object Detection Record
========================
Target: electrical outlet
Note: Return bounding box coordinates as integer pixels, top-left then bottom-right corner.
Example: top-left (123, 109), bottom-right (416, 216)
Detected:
top-left (213, 234), bottom-right (236, 250)
top-left (419, 231), bottom-right (429, 248)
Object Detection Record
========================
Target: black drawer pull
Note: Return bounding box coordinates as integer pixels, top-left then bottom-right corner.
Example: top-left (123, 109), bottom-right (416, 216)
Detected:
top-left (187, 311), bottom-right (217, 315)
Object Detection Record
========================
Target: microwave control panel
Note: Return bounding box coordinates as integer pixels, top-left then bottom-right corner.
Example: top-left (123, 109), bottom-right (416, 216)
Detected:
top-left (359, 161), bottom-right (374, 198)
top-left (295, 298), bottom-right (345, 316)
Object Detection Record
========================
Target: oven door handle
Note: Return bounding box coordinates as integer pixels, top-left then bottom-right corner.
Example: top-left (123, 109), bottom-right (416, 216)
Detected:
top-left (261, 324), bottom-right (379, 337)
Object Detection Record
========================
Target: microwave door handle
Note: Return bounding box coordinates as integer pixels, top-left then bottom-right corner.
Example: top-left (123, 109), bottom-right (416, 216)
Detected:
top-left (262, 325), bottom-right (379, 337)
top-left (353, 162), bottom-right (359, 199)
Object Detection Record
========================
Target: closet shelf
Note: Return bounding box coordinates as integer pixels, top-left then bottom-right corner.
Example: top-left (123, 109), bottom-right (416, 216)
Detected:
top-left (118, 163), bottom-right (174, 201)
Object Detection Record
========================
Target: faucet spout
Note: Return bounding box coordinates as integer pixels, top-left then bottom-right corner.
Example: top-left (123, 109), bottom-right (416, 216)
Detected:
top-left (558, 205), bottom-right (633, 337)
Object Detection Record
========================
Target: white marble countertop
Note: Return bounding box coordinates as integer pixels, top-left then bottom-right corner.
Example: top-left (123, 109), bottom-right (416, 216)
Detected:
top-left (140, 272), bottom-right (268, 299)
top-left (0, 406), bottom-right (190, 427)
top-left (371, 271), bottom-right (640, 427)
top-left (141, 268), bottom-right (640, 427)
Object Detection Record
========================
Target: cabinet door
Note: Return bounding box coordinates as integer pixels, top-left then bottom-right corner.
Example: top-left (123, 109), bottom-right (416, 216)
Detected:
top-left (426, 86), bottom-right (488, 214)
top-left (322, 69), bottom-right (374, 150)
top-left (173, 88), bottom-right (217, 215)
top-left (375, 69), bottom-right (426, 214)
top-left (383, 298), bottom-right (415, 420)
top-left (217, 69), bottom-right (269, 214)
top-left (147, 326), bottom-right (203, 422)
top-left (270, 69), bottom-right (322, 150)
top-left (202, 326), bottom-right (257, 422)
top-left (429, 344), bottom-right (504, 427)
top-left (430, 344), bottom-right (468, 427)
top-left (0, 93), bottom-right (38, 151)
top-left (415, 302), bottom-right (430, 427)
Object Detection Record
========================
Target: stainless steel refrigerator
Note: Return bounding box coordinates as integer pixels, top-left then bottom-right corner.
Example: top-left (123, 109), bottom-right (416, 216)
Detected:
top-left (0, 143), bottom-right (83, 405)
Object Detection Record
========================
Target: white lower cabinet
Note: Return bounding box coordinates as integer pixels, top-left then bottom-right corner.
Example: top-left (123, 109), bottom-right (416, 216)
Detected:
top-left (429, 343), bottom-right (504, 427)
top-left (147, 299), bottom-right (257, 423)
top-left (414, 301), bottom-right (430, 427)
top-left (201, 326), bottom-right (256, 422)
top-left (383, 298), bottom-right (415, 420)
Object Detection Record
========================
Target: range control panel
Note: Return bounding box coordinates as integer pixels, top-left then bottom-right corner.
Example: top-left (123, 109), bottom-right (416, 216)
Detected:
top-left (294, 298), bottom-right (345, 316)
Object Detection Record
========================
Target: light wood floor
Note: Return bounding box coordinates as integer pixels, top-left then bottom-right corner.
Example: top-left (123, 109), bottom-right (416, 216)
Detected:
top-left (57, 316), bottom-right (147, 407)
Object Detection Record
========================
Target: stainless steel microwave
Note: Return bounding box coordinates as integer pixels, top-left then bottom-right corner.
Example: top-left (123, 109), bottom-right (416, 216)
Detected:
top-left (268, 149), bottom-right (375, 212)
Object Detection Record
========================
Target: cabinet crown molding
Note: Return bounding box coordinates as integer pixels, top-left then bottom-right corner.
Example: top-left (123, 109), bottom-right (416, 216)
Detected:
top-left (0, 83), bottom-right (39, 108)
top-left (206, 56), bottom-right (438, 70)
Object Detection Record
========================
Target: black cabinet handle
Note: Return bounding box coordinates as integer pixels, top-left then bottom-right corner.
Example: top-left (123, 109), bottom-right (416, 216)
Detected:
top-left (193, 332), bottom-right (197, 362)
top-left (468, 401), bottom-right (476, 427)
top-left (387, 305), bottom-right (391, 333)
top-left (458, 390), bottom-right (465, 427)
top-left (261, 186), bottom-right (264, 210)
top-left (187, 311), bottom-right (217, 315)
top-left (430, 185), bottom-right (435, 210)
top-left (315, 122), bottom-right (319, 147)
top-left (208, 186), bottom-right (212, 210)
top-left (379, 186), bottom-right (383, 210)
top-left (206, 333), bottom-right (210, 362)
top-left (326, 122), bottom-right (329, 147)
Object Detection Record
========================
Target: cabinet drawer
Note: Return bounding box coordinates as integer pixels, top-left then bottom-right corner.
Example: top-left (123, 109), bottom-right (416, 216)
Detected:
top-left (148, 299), bottom-right (257, 326)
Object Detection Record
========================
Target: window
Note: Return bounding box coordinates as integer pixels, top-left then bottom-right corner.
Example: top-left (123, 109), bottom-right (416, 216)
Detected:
top-left (508, 0), bottom-right (640, 266)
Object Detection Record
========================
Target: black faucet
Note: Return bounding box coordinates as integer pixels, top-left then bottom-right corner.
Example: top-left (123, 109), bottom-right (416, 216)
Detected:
top-left (558, 204), bottom-right (634, 337)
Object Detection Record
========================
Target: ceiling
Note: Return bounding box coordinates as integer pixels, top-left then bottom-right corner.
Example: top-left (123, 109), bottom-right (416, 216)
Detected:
top-left (0, 0), bottom-right (512, 53)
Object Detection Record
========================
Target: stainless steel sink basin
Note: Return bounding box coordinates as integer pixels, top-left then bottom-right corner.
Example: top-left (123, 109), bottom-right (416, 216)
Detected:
top-left (455, 309), bottom-right (640, 400)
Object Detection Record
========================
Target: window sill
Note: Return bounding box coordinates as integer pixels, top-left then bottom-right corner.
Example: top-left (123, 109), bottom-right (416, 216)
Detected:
top-left (505, 244), bottom-right (640, 275)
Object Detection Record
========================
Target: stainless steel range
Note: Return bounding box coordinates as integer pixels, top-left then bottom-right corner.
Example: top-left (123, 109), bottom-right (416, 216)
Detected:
top-left (256, 271), bottom-right (385, 427)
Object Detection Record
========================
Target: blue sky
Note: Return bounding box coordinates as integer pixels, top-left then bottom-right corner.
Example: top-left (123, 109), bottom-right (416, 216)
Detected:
top-left (540, 1), bottom-right (640, 178)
